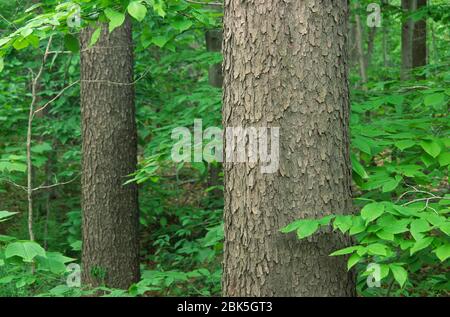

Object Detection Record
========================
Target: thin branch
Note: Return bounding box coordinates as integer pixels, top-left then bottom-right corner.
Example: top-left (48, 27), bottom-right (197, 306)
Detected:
top-left (185, 0), bottom-right (223, 6)
top-left (27, 35), bottom-right (53, 242)
top-left (32, 175), bottom-right (80, 192)
top-left (33, 80), bottom-right (79, 117)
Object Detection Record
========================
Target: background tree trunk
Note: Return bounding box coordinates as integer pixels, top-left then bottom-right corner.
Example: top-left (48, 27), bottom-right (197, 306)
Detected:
top-left (222, 0), bottom-right (355, 296)
top-left (79, 17), bottom-right (140, 289)
top-left (401, 0), bottom-right (414, 80)
top-left (412, 0), bottom-right (427, 70)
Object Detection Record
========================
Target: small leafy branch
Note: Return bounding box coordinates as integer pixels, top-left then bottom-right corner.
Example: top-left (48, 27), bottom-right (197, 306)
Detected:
top-left (282, 194), bottom-right (450, 293)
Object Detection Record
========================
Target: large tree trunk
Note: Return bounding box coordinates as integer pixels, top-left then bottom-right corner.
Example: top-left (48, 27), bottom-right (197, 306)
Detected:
top-left (401, 0), bottom-right (414, 80)
top-left (412, 0), bottom-right (427, 69)
top-left (79, 17), bottom-right (140, 289)
top-left (222, 0), bottom-right (355, 297)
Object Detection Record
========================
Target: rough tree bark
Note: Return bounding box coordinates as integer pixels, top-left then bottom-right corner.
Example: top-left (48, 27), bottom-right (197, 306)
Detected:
top-left (79, 17), bottom-right (140, 289)
top-left (222, 0), bottom-right (355, 296)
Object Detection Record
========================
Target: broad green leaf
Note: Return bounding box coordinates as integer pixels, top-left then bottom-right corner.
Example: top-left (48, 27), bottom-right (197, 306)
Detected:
top-left (317, 215), bottom-right (335, 225)
top-left (438, 222), bottom-right (450, 236)
top-left (394, 139), bottom-right (415, 151)
top-left (128, 1), bottom-right (147, 22)
top-left (152, 35), bottom-right (170, 48)
top-left (424, 93), bottom-right (445, 108)
top-left (376, 230), bottom-right (394, 241)
top-left (434, 243), bottom-right (450, 262)
top-left (350, 216), bottom-right (366, 235)
top-left (347, 253), bottom-right (361, 270)
top-left (361, 202), bottom-right (385, 223)
top-left (390, 264), bottom-right (408, 288)
top-left (296, 220), bottom-right (319, 239)
top-left (36, 252), bottom-right (75, 274)
top-left (367, 243), bottom-right (388, 256)
top-left (410, 218), bottom-right (431, 241)
top-left (438, 152), bottom-right (450, 167)
top-left (0, 56), bottom-right (3, 72)
top-left (410, 237), bottom-right (433, 255)
top-left (171, 18), bottom-right (193, 32)
top-left (419, 140), bottom-right (442, 158)
top-left (104, 8), bottom-right (126, 33)
top-left (90, 28), bottom-right (101, 47)
top-left (5, 241), bottom-right (46, 262)
top-left (31, 142), bottom-right (52, 154)
top-left (382, 176), bottom-right (402, 192)
top-left (333, 215), bottom-right (353, 234)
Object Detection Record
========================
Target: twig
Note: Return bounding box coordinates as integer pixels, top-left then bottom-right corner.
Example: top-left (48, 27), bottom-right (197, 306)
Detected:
top-left (32, 175), bottom-right (79, 192)
top-left (185, 0), bottom-right (223, 6)
top-left (33, 81), bottom-right (79, 117)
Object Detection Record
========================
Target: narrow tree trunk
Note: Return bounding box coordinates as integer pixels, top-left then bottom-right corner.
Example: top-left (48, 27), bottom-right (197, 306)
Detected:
top-left (354, 3), bottom-right (368, 87)
top-left (401, 0), bottom-right (414, 80)
top-left (412, 0), bottom-right (427, 69)
top-left (206, 29), bottom-right (223, 88)
top-left (382, 0), bottom-right (389, 68)
top-left (79, 17), bottom-right (140, 289)
top-left (222, 0), bottom-right (355, 297)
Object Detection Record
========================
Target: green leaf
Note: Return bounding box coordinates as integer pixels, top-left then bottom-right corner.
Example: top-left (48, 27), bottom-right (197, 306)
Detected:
top-left (376, 230), bottom-right (394, 241)
top-left (424, 93), bottom-right (445, 108)
top-left (351, 154), bottom-right (369, 179)
top-left (438, 152), bottom-right (450, 167)
top-left (390, 264), bottom-right (408, 288)
top-left (330, 246), bottom-right (360, 256)
top-left (171, 18), bottom-right (193, 32)
top-left (90, 28), bottom-right (101, 47)
top-left (5, 241), bottom-right (46, 262)
top-left (434, 243), bottom-right (450, 262)
top-left (349, 216), bottom-right (366, 235)
top-left (0, 56), bottom-right (3, 72)
top-left (296, 220), bottom-right (319, 239)
top-left (438, 222), bottom-right (450, 236)
top-left (151, 35), bottom-right (170, 48)
top-left (128, 1), bottom-right (147, 22)
top-left (410, 218), bottom-right (431, 241)
top-left (347, 253), bottom-right (361, 270)
top-left (36, 252), bottom-right (75, 274)
top-left (0, 211), bottom-right (18, 222)
top-left (64, 34), bottom-right (79, 53)
top-left (367, 243), bottom-right (388, 256)
top-left (31, 142), bottom-right (52, 154)
top-left (394, 140), bottom-right (415, 151)
top-left (333, 215), bottom-right (353, 234)
top-left (361, 202), bottom-right (385, 223)
top-left (104, 8), bottom-right (126, 33)
top-left (149, 0), bottom-right (166, 17)
top-left (419, 140), bottom-right (442, 158)
top-left (410, 237), bottom-right (433, 255)
top-left (382, 176), bottom-right (402, 192)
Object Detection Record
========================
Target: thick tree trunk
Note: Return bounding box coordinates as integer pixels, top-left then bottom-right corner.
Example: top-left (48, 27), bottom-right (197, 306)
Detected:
top-left (401, 0), bottom-right (414, 80)
top-left (222, 0), bottom-right (355, 297)
top-left (79, 17), bottom-right (140, 289)
top-left (412, 0), bottom-right (427, 69)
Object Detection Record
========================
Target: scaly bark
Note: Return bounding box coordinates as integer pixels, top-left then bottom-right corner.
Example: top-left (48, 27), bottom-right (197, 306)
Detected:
top-left (222, 0), bottom-right (355, 296)
top-left (80, 17), bottom-right (140, 289)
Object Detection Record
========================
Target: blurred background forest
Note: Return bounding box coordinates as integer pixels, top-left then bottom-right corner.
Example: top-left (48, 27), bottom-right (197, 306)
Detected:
top-left (0, 0), bottom-right (449, 297)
